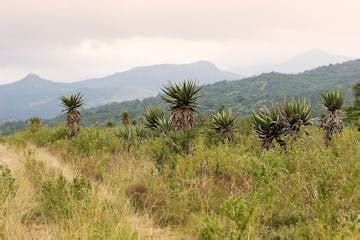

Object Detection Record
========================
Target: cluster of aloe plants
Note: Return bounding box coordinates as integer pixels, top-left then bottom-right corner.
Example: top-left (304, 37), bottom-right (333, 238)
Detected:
top-left (54, 83), bottom-right (346, 151)
top-left (252, 99), bottom-right (312, 150)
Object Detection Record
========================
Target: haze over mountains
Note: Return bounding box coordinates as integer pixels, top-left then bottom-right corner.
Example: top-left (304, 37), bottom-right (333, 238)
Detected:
top-left (232, 49), bottom-right (352, 76)
top-left (0, 61), bottom-right (241, 121)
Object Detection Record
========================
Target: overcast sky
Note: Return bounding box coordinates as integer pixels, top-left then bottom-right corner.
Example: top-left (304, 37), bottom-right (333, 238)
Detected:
top-left (1, 0), bottom-right (360, 84)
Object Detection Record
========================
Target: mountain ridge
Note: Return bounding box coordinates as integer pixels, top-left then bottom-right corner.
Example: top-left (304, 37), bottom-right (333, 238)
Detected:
top-left (0, 61), bottom-right (243, 121)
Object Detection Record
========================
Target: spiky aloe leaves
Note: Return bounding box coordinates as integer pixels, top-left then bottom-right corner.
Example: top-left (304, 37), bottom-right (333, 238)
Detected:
top-left (60, 92), bottom-right (85, 139)
top-left (211, 108), bottom-right (238, 143)
top-left (320, 90), bottom-right (344, 146)
top-left (252, 106), bottom-right (286, 150)
top-left (321, 90), bottom-right (344, 112)
top-left (252, 99), bottom-right (312, 150)
top-left (284, 99), bottom-right (312, 138)
top-left (143, 106), bottom-right (166, 129)
top-left (162, 80), bottom-right (203, 131)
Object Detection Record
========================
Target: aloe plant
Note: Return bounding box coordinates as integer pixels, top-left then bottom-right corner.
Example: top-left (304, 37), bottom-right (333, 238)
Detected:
top-left (60, 93), bottom-right (84, 138)
top-left (144, 106), bottom-right (165, 129)
top-left (320, 90), bottom-right (344, 145)
top-left (28, 117), bottom-right (41, 133)
top-left (283, 99), bottom-right (312, 138)
top-left (121, 109), bottom-right (130, 125)
top-left (162, 80), bottom-right (203, 131)
top-left (211, 108), bottom-right (237, 143)
top-left (252, 106), bottom-right (286, 150)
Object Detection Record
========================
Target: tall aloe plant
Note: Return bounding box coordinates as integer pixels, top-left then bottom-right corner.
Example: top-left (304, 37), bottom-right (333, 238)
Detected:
top-left (162, 80), bottom-right (203, 131)
top-left (320, 90), bottom-right (344, 145)
top-left (60, 92), bottom-right (84, 138)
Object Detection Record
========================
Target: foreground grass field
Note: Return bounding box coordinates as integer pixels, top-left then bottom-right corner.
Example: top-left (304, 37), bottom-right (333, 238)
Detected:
top-left (1, 123), bottom-right (359, 239)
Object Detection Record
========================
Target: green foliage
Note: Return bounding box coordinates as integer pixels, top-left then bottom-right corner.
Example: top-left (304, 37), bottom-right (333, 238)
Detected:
top-left (345, 82), bottom-right (360, 129)
top-left (143, 106), bottom-right (165, 129)
top-left (161, 80), bottom-right (203, 110)
top-left (27, 117), bottom-right (41, 133)
top-left (3, 106), bottom-right (360, 238)
top-left (200, 197), bottom-right (254, 238)
top-left (284, 99), bottom-right (311, 126)
top-left (0, 164), bottom-right (17, 204)
top-left (321, 90), bottom-right (344, 112)
top-left (155, 116), bottom-right (171, 133)
top-left (252, 99), bottom-right (312, 149)
top-left (39, 175), bottom-right (91, 220)
top-left (162, 80), bottom-right (203, 130)
top-left (121, 109), bottom-right (130, 125)
top-left (252, 106), bottom-right (285, 149)
top-left (210, 108), bottom-right (238, 143)
top-left (60, 92), bottom-right (85, 113)
top-left (321, 90), bottom-right (344, 145)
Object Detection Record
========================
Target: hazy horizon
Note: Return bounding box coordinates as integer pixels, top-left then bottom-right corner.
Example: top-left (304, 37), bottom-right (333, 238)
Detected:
top-left (1, 0), bottom-right (360, 84)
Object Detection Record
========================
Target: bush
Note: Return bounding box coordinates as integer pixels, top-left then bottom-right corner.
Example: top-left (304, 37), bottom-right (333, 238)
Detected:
top-left (39, 175), bottom-right (91, 220)
top-left (0, 164), bottom-right (17, 204)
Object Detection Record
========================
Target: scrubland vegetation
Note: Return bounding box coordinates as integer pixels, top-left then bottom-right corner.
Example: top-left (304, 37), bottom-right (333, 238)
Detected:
top-left (1, 81), bottom-right (359, 239)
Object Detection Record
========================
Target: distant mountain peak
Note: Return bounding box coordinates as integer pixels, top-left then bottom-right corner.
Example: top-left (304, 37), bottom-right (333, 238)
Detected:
top-left (22, 73), bottom-right (41, 80)
top-left (13, 73), bottom-right (54, 86)
top-left (287, 49), bottom-right (351, 63)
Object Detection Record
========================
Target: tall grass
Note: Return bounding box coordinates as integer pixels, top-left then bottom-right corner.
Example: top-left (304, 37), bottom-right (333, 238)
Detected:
top-left (2, 123), bottom-right (360, 238)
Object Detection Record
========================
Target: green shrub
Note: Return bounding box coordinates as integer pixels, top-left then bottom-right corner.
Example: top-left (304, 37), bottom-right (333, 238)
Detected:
top-left (39, 175), bottom-right (91, 220)
top-left (0, 164), bottom-right (17, 204)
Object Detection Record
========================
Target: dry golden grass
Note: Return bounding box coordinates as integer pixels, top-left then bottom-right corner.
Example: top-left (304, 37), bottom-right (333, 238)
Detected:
top-left (0, 143), bottom-right (187, 239)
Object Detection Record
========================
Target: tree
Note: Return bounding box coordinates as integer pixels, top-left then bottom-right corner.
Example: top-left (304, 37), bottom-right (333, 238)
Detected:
top-left (161, 80), bottom-right (203, 131)
top-left (60, 93), bottom-right (85, 139)
top-left (320, 90), bottom-right (344, 146)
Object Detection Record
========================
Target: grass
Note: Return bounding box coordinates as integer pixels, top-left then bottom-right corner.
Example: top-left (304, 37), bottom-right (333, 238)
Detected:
top-left (1, 122), bottom-right (359, 239)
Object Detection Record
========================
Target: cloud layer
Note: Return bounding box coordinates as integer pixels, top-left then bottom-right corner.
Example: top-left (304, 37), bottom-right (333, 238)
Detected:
top-left (1, 0), bottom-right (360, 83)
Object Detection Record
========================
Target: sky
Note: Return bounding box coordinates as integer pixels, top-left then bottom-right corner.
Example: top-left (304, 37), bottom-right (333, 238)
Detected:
top-left (1, 0), bottom-right (360, 84)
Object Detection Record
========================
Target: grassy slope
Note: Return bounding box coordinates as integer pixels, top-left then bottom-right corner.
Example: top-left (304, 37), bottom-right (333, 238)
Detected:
top-left (1, 123), bottom-right (359, 239)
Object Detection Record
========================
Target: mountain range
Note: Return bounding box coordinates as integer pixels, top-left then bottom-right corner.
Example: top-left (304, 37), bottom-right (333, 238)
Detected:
top-left (0, 61), bottom-right (242, 121)
top-left (1, 58), bottom-right (359, 134)
top-left (232, 49), bottom-right (352, 76)
top-left (52, 58), bottom-right (360, 127)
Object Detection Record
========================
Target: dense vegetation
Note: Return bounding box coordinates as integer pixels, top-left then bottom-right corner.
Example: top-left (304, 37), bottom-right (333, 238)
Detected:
top-left (1, 80), bottom-right (359, 239)
top-left (2, 118), bottom-right (359, 238)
